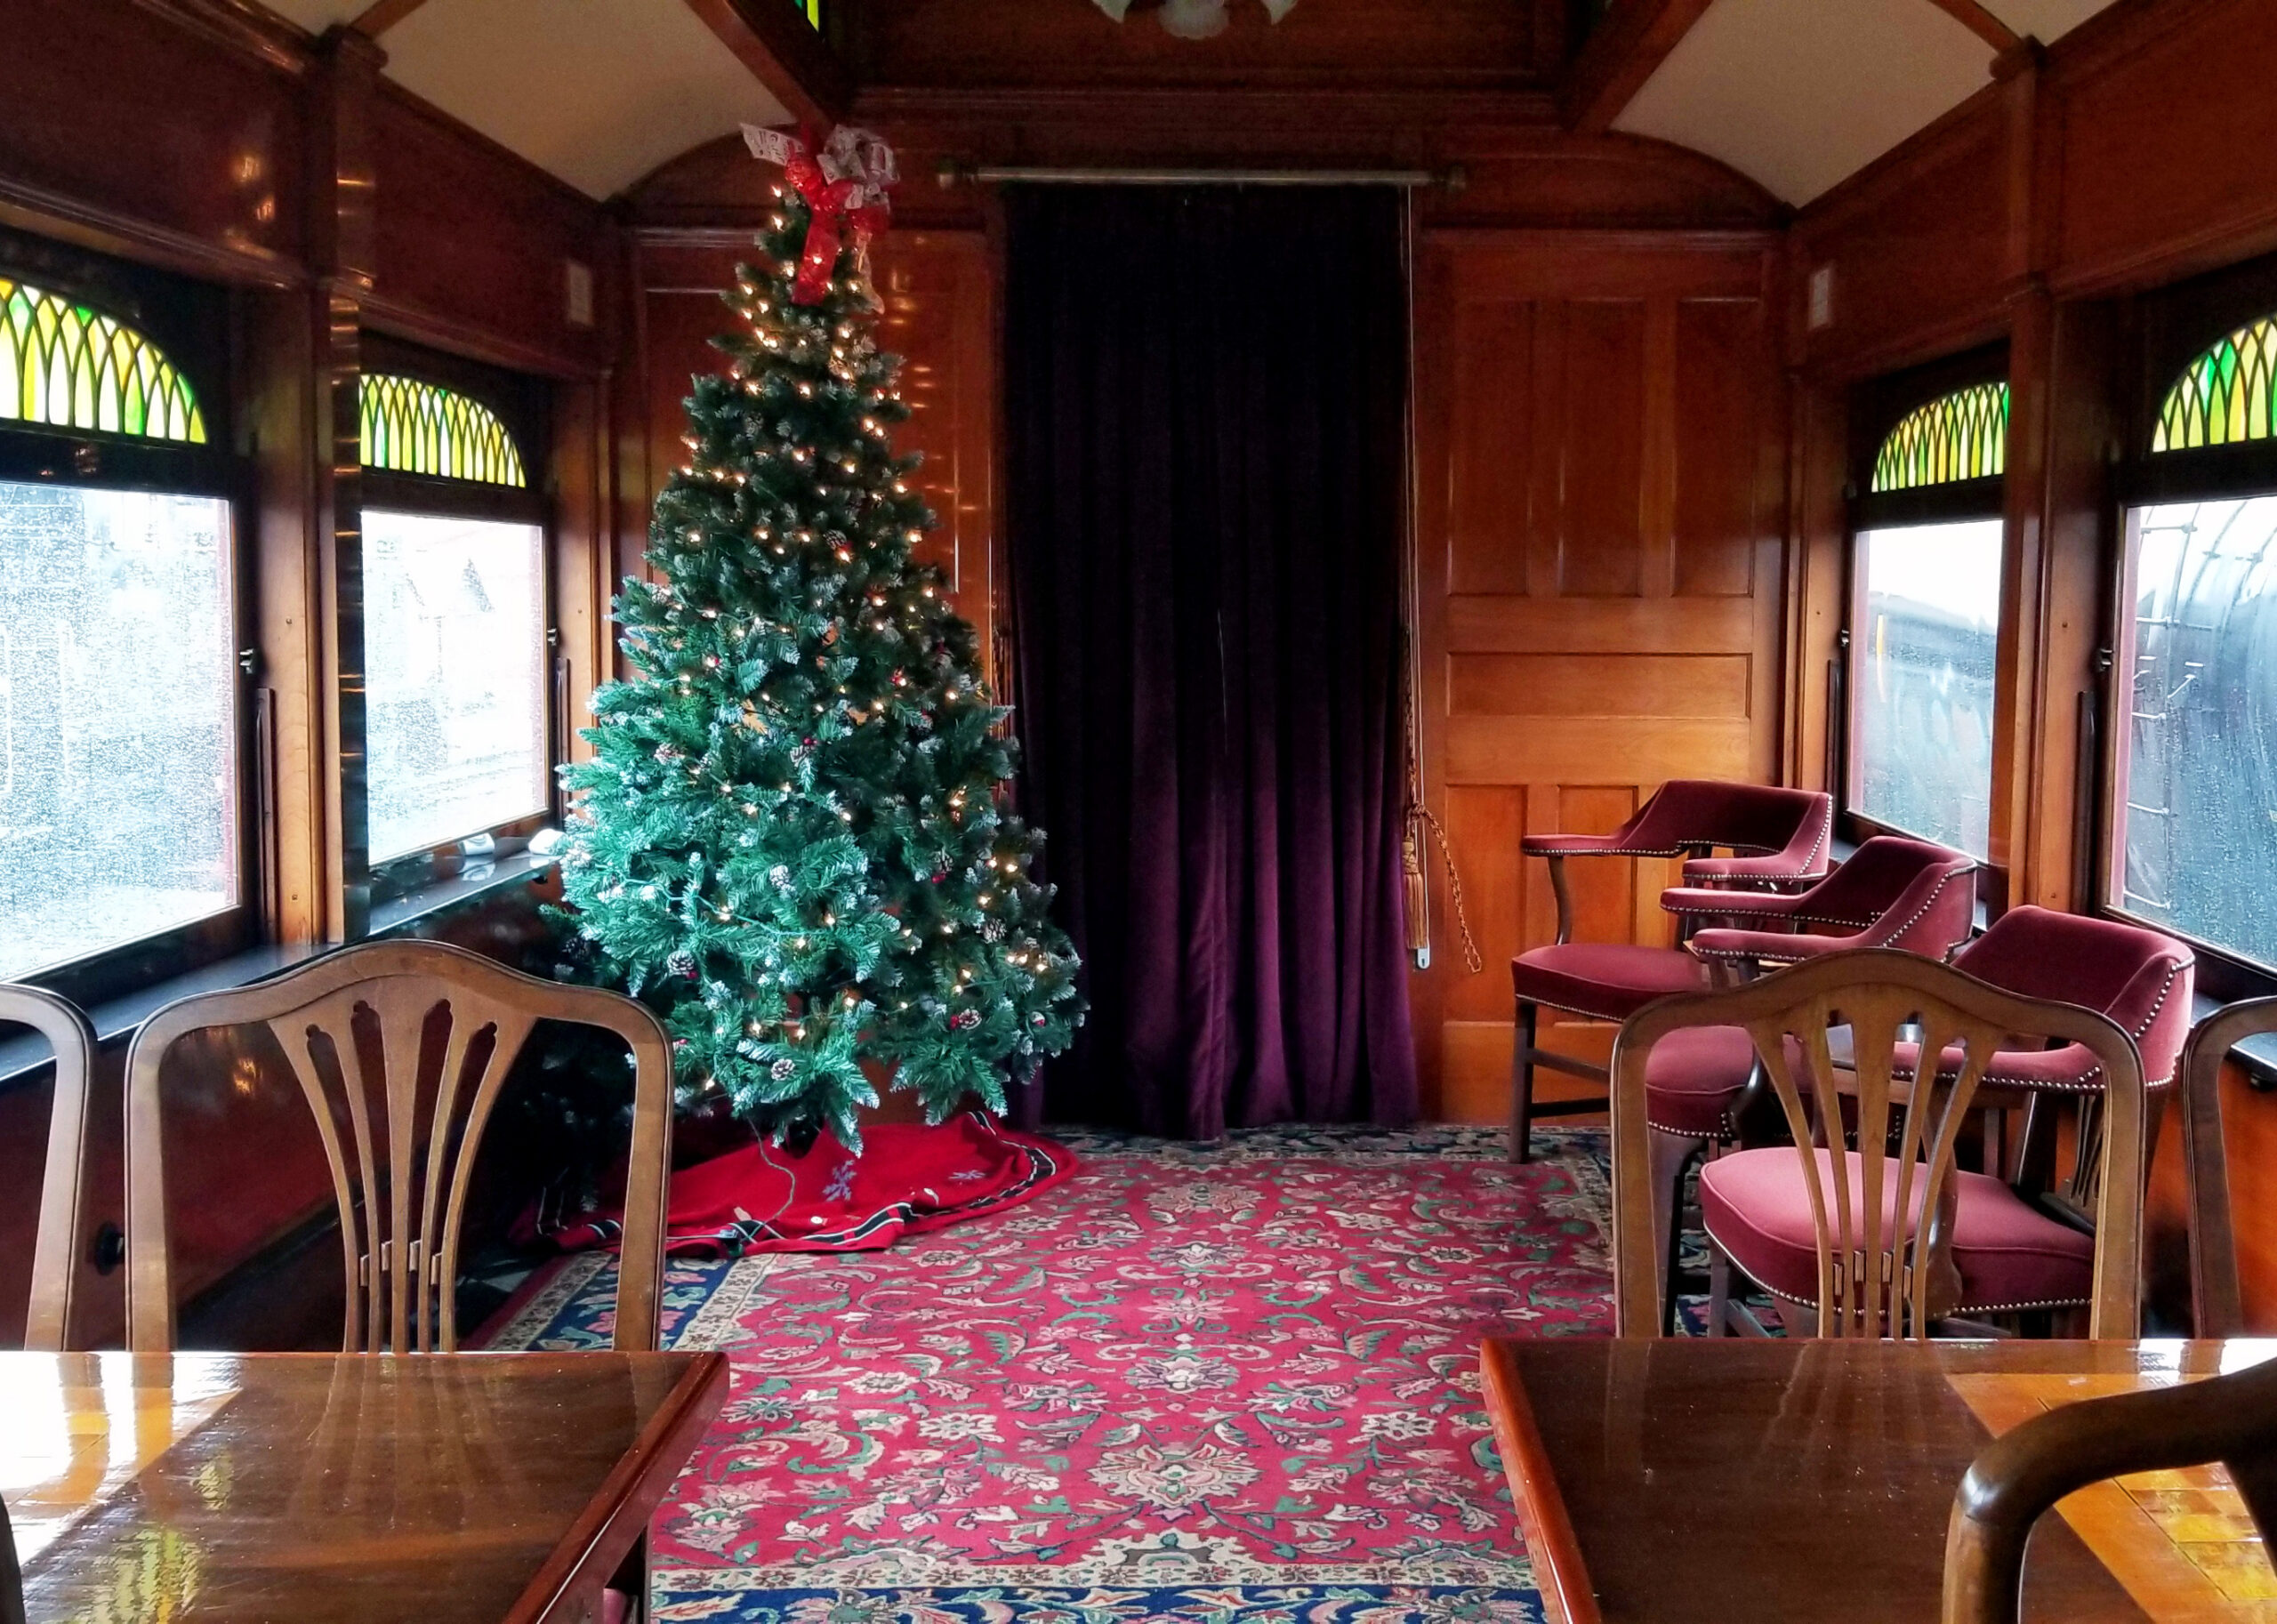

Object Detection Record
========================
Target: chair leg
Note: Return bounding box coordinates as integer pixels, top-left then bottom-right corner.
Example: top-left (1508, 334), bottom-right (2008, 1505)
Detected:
top-left (1510, 1001), bottom-right (1539, 1164)
top-left (1650, 1129), bottom-right (1702, 1336)
top-left (1706, 1238), bottom-right (1733, 1338)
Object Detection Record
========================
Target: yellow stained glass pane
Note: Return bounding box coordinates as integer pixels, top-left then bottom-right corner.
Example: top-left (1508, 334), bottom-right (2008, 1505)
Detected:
top-left (2154, 316), bottom-right (2277, 454)
top-left (358, 374), bottom-right (526, 488)
top-left (0, 276), bottom-right (207, 444)
top-left (1871, 381), bottom-right (2009, 494)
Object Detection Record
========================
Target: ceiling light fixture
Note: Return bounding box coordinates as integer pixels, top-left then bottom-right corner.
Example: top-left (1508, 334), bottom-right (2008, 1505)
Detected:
top-left (1090, 0), bottom-right (1299, 36)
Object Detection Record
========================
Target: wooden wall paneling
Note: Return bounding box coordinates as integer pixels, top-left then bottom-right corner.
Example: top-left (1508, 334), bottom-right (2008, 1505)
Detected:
top-left (1782, 375), bottom-right (1848, 794)
top-left (0, 0), bottom-right (307, 288)
top-left (366, 85), bottom-right (610, 381)
top-left (552, 375), bottom-right (610, 770)
top-left (242, 286), bottom-right (330, 944)
top-left (307, 27), bottom-right (384, 945)
top-left (872, 231), bottom-right (998, 674)
top-left (1790, 84), bottom-right (2017, 382)
top-left (2049, 0), bottom-right (2277, 299)
top-left (1415, 231), bottom-right (1784, 1122)
top-left (2011, 300), bottom-right (2120, 913)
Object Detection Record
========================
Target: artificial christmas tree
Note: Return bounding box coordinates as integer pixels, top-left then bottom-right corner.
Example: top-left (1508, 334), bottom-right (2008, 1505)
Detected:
top-left (558, 125), bottom-right (1082, 1152)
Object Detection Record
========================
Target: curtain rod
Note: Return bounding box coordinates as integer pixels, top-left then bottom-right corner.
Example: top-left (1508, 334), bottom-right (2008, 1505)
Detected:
top-left (936, 160), bottom-right (1467, 191)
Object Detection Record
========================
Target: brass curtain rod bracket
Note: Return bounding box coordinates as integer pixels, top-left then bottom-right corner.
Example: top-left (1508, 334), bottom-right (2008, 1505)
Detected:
top-left (936, 159), bottom-right (1467, 192)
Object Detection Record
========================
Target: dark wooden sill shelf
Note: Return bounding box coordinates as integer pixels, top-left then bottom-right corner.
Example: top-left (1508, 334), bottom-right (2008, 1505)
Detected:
top-left (0, 851), bottom-right (559, 1089)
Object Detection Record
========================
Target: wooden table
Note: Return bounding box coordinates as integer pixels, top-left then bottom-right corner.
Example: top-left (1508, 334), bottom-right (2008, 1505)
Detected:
top-left (0, 1349), bottom-right (728, 1624)
top-left (1483, 1337), bottom-right (2277, 1624)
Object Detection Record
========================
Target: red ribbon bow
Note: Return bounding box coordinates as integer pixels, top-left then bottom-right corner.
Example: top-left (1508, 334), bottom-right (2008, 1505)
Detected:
top-left (744, 124), bottom-right (897, 304)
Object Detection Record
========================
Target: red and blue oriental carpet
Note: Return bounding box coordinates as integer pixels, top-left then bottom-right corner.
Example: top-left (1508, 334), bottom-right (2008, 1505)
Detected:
top-left (486, 1124), bottom-right (1612, 1622)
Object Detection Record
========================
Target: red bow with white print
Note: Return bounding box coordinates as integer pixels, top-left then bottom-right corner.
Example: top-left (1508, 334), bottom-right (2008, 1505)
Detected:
top-left (742, 124), bottom-right (897, 304)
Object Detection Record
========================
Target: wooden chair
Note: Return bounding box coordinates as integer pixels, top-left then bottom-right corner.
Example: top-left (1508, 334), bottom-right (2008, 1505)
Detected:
top-left (0, 984), bottom-right (98, 1352)
top-left (1944, 1351), bottom-right (2277, 1623)
top-left (121, 939), bottom-right (674, 1354)
top-left (2175, 994), bottom-right (2272, 1337)
top-left (1514, 834), bottom-right (1975, 1162)
top-left (1607, 949), bottom-right (2145, 1339)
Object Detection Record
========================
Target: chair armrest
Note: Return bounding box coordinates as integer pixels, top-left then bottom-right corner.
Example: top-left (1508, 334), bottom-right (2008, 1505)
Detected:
top-left (1688, 928), bottom-right (1856, 968)
top-left (1522, 833), bottom-right (1661, 858)
top-left (1682, 853), bottom-right (1821, 888)
top-left (1660, 886), bottom-right (1805, 921)
top-left (1944, 1356), bottom-right (2277, 1624)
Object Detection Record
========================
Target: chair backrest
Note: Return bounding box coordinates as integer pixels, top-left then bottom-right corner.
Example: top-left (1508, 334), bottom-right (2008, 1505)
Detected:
top-left (1686, 836), bottom-right (1978, 969)
top-left (2175, 995), bottom-right (2273, 1337)
top-left (1609, 948), bottom-right (2144, 1339)
top-left (0, 984), bottom-right (97, 1352)
top-left (1944, 1351), bottom-right (2277, 1624)
top-left (1952, 906), bottom-right (2195, 1087)
top-left (122, 939), bottom-right (674, 1354)
top-left (1618, 780), bottom-right (1833, 872)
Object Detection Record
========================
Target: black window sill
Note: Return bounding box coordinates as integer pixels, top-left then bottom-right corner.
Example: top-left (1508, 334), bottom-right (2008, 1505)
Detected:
top-left (0, 852), bottom-right (559, 1090)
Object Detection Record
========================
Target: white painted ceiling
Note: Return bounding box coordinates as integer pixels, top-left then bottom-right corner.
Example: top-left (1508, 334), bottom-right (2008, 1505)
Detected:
top-left (254, 0), bottom-right (2120, 206)
top-left (1615, 0), bottom-right (2119, 205)
top-left (258, 0), bottom-right (788, 199)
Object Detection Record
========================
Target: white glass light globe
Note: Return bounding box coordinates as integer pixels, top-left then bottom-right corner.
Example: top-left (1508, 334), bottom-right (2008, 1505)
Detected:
top-left (1159, 0), bottom-right (1230, 37)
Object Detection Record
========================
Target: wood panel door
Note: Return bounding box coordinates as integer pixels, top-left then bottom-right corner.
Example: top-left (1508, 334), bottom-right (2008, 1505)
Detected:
top-left (1412, 233), bottom-right (1787, 1122)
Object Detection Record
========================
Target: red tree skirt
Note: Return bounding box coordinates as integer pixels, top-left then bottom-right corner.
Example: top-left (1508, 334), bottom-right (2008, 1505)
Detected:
top-left (543, 1113), bottom-right (1078, 1257)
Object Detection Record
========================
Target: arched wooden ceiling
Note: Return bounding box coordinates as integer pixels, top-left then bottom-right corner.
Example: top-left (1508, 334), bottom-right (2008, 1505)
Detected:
top-left (250, 0), bottom-right (2118, 205)
top-left (1611, 0), bottom-right (2117, 204)
top-left (256, 0), bottom-right (789, 198)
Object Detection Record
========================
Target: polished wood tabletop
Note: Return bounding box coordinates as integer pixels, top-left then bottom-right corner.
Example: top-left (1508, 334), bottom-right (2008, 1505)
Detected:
top-left (1483, 1338), bottom-right (2277, 1624)
top-left (0, 1349), bottom-right (728, 1624)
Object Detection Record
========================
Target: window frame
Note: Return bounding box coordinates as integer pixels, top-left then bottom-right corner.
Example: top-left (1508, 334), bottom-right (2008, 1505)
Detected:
top-left (1839, 348), bottom-right (2011, 863)
top-left (351, 344), bottom-right (559, 913)
top-left (2096, 253), bottom-right (2277, 1001)
top-left (0, 252), bottom-right (259, 1009)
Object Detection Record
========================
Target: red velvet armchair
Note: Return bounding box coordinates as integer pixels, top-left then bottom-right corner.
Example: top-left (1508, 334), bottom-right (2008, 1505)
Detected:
top-left (1693, 905), bottom-right (2193, 1337)
top-left (1511, 832), bottom-right (1974, 1163)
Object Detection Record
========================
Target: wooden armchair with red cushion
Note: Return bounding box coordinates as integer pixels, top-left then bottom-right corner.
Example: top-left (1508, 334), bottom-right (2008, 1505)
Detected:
top-left (1511, 832), bottom-right (1972, 1163)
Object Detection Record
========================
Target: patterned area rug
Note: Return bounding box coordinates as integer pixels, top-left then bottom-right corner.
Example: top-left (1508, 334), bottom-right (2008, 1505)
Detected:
top-left (487, 1125), bottom-right (1613, 1622)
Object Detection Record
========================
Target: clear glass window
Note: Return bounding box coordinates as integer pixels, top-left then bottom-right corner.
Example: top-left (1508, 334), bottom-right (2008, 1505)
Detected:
top-left (0, 480), bottom-right (237, 979)
top-left (2112, 496), bottom-right (2277, 968)
top-left (364, 510), bottom-right (548, 864)
top-left (1849, 519), bottom-right (2005, 859)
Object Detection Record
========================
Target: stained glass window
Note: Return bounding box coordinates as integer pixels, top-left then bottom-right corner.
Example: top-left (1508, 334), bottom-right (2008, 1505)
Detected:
top-left (799, 0), bottom-right (823, 26)
top-left (359, 374), bottom-right (527, 487)
top-left (2152, 317), bottom-right (2277, 453)
top-left (0, 277), bottom-right (207, 444)
top-left (1871, 381), bottom-right (2009, 493)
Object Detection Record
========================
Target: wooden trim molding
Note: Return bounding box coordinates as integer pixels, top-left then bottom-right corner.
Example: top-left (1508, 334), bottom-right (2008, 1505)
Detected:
top-left (1924, 0), bottom-right (2023, 52)
top-left (0, 175), bottom-right (304, 290)
top-left (1559, 0), bottom-right (1716, 134)
top-left (350, 0), bottom-right (433, 37)
top-left (681, 0), bottom-right (854, 127)
top-left (127, 0), bottom-right (313, 75)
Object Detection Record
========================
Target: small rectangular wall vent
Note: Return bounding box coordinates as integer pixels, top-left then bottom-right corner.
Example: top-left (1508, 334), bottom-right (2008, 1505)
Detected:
top-left (565, 259), bottom-right (595, 329)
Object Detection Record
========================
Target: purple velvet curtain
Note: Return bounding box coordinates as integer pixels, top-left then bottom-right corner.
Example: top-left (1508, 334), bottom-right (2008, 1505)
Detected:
top-left (1003, 185), bottom-right (1417, 1139)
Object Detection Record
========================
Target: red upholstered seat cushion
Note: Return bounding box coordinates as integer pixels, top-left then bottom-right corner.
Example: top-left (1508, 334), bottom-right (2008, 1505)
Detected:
top-left (1511, 943), bottom-right (1710, 1021)
top-left (1699, 1146), bottom-right (2096, 1314)
top-left (1643, 1025), bottom-right (1758, 1138)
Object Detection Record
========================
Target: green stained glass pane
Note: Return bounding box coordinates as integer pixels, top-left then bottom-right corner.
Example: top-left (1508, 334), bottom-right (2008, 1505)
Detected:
top-left (1871, 382), bottom-right (2009, 494)
top-left (0, 275), bottom-right (208, 443)
top-left (2154, 317), bottom-right (2277, 454)
top-left (358, 374), bottom-right (526, 487)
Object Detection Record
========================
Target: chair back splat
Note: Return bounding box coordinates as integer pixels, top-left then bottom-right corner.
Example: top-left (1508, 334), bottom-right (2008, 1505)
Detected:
top-left (1609, 949), bottom-right (2146, 1339)
top-left (123, 939), bottom-right (675, 1354)
top-left (0, 984), bottom-right (98, 1352)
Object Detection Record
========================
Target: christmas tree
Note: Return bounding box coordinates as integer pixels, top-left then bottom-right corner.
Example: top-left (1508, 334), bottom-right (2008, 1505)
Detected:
top-left (558, 126), bottom-right (1083, 1151)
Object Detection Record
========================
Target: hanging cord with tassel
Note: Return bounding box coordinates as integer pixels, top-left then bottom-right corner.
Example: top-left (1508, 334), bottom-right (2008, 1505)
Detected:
top-left (1405, 800), bottom-right (1483, 975)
